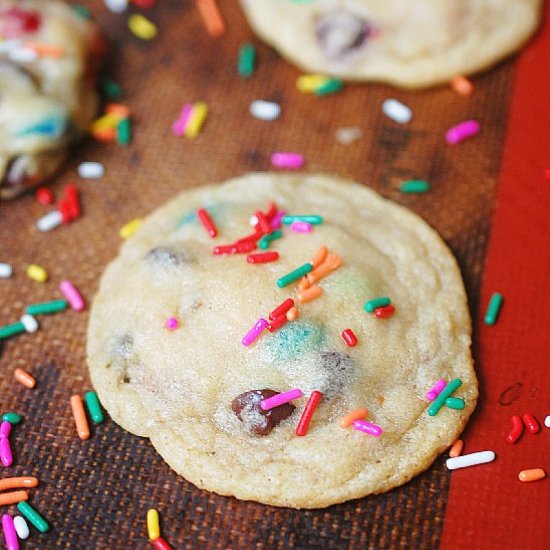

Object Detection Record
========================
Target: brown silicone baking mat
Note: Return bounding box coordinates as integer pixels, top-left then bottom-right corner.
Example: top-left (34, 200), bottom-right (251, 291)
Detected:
top-left (0, 1), bottom-right (523, 548)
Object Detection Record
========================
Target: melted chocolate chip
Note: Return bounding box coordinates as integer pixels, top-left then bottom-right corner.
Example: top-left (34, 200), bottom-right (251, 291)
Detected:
top-left (231, 389), bottom-right (295, 436)
top-left (318, 351), bottom-right (356, 399)
top-left (145, 246), bottom-right (188, 266)
top-left (315, 11), bottom-right (371, 60)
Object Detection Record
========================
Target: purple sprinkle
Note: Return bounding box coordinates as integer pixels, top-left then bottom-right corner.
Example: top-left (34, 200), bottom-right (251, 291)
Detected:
top-left (241, 318), bottom-right (268, 346)
top-left (171, 103), bottom-right (194, 137)
top-left (291, 221), bottom-right (313, 233)
top-left (165, 317), bottom-right (179, 330)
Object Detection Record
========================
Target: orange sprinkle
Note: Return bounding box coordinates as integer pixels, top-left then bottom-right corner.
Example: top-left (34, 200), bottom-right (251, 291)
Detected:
top-left (91, 127), bottom-right (116, 142)
top-left (25, 41), bottom-right (65, 57)
top-left (0, 490), bottom-right (28, 506)
top-left (311, 246), bottom-right (328, 268)
top-left (0, 477), bottom-right (39, 491)
top-left (196, 0), bottom-right (225, 37)
top-left (518, 468), bottom-right (546, 482)
top-left (339, 408), bottom-right (368, 428)
top-left (450, 76), bottom-right (473, 96)
top-left (298, 276), bottom-right (310, 291)
top-left (14, 368), bottom-right (35, 389)
top-left (297, 285), bottom-right (322, 304)
top-left (70, 395), bottom-right (90, 440)
top-left (286, 306), bottom-right (299, 321)
top-left (106, 103), bottom-right (131, 119)
top-left (449, 439), bottom-right (464, 458)
top-left (307, 254), bottom-right (341, 284)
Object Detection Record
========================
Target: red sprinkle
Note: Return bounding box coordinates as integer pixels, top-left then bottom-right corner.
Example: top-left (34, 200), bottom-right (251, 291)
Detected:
top-left (131, 0), bottom-right (156, 8)
top-left (0, 7), bottom-right (41, 38)
top-left (35, 187), bottom-right (54, 205)
top-left (235, 241), bottom-right (256, 253)
top-left (341, 328), bottom-right (358, 347)
top-left (247, 252), bottom-right (279, 264)
top-left (296, 390), bottom-right (323, 436)
top-left (235, 228), bottom-right (263, 244)
top-left (197, 208), bottom-right (217, 238)
top-left (213, 244), bottom-right (236, 255)
top-left (152, 537), bottom-right (173, 550)
top-left (58, 199), bottom-right (72, 224)
top-left (506, 415), bottom-right (524, 443)
top-left (65, 183), bottom-right (80, 220)
top-left (522, 413), bottom-right (540, 434)
top-left (269, 298), bottom-right (294, 320)
top-left (255, 211), bottom-right (272, 234)
top-left (374, 305), bottom-right (395, 318)
top-left (267, 314), bottom-right (288, 332)
top-left (265, 201), bottom-right (278, 220)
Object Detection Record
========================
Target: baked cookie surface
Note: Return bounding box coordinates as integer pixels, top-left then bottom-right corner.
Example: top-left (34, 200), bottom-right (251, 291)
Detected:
top-left (0, 0), bottom-right (102, 198)
top-left (87, 173), bottom-right (477, 508)
top-left (239, 0), bottom-right (541, 88)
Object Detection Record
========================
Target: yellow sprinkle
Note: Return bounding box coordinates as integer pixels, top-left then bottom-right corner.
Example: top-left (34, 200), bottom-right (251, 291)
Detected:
top-left (296, 74), bottom-right (330, 93)
top-left (184, 102), bottom-right (208, 139)
top-left (26, 264), bottom-right (48, 283)
top-left (91, 113), bottom-right (120, 133)
top-left (146, 508), bottom-right (160, 541)
top-left (119, 218), bottom-right (142, 239)
top-left (128, 14), bottom-right (157, 41)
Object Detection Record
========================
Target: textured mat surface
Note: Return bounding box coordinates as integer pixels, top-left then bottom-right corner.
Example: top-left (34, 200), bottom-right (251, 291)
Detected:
top-left (0, 1), bottom-right (524, 548)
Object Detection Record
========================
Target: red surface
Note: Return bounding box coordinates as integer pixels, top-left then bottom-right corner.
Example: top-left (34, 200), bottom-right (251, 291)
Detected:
top-left (441, 12), bottom-right (550, 550)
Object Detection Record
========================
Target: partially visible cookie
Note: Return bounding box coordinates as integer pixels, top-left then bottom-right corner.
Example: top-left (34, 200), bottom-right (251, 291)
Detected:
top-left (239, 0), bottom-right (541, 88)
top-left (88, 173), bottom-right (477, 508)
top-left (0, 0), bottom-right (103, 199)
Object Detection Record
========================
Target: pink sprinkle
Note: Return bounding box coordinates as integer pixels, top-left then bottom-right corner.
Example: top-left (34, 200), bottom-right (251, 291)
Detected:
top-left (260, 388), bottom-right (303, 411)
top-left (0, 422), bottom-right (11, 440)
top-left (1, 514), bottom-right (17, 550)
top-left (445, 119), bottom-right (480, 145)
top-left (426, 379), bottom-right (447, 401)
top-left (241, 318), bottom-right (268, 346)
top-left (59, 280), bottom-right (85, 311)
top-left (290, 221), bottom-right (312, 233)
top-left (171, 103), bottom-right (193, 136)
top-left (0, 438), bottom-right (12, 467)
top-left (270, 210), bottom-right (286, 230)
top-left (165, 317), bottom-right (179, 330)
top-left (352, 419), bottom-right (383, 437)
top-left (271, 152), bottom-right (304, 169)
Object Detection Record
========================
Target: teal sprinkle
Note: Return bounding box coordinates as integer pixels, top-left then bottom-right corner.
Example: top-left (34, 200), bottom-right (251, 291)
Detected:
top-left (238, 43), bottom-right (256, 78)
top-left (73, 5), bottom-right (91, 19)
top-left (266, 321), bottom-right (325, 361)
top-left (101, 77), bottom-right (123, 99)
top-left (15, 117), bottom-right (66, 138)
top-left (314, 78), bottom-right (343, 96)
top-left (259, 230), bottom-right (283, 250)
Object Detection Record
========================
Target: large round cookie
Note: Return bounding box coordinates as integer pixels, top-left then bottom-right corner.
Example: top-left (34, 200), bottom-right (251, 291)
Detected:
top-left (87, 173), bottom-right (477, 508)
top-left (0, 0), bottom-right (103, 199)
top-left (239, 0), bottom-right (541, 88)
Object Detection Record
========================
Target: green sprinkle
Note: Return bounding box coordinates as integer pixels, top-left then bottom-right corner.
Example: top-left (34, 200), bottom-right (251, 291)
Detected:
top-left (238, 43), bottom-right (256, 78)
top-left (116, 118), bottom-right (131, 145)
top-left (84, 391), bottom-right (104, 424)
top-left (428, 378), bottom-right (462, 416)
top-left (364, 297), bottom-right (391, 313)
top-left (314, 78), bottom-right (343, 96)
top-left (0, 322), bottom-right (25, 340)
top-left (445, 397), bottom-right (465, 410)
top-left (26, 299), bottom-right (68, 316)
top-left (101, 77), bottom-right (123, 99)
top-left (282, 215), bottom-right (323, 225)
top-left (2, 413), bottom-right (22, 425)
top-left (484, 292), bottom-right (503, 325)
top-left (400, 180), bottom-right (430, 194)
top-left (72, 5), bottom-right (91, 19)
top-left (17, 501), bottom-right (50, 533)
top-left (259, 230), bottom-right (283, 250)
top-left (277, 263), bottom-right (313, 288)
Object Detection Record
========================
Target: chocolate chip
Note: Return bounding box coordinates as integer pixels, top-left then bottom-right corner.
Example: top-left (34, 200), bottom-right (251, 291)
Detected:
top-left (315, 11), bottom-right (371, 60)
top-left (145, 246), bottom-right (188, 266)
top-left (231, 389), bottom-right (295, 436)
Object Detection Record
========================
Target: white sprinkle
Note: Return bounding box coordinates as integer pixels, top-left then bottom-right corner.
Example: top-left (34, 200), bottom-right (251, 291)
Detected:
top-left (20, 314), bottom-right (39, 334)
top-left (13, 516), bottom-right (29, 540)
top-left (249, 100), bottom-right (281, 121)
top-left (78, 161), bottom-right (105, 179)
top-left (0, 263), bottom-right (13, 279)
top-left (249, 215), bottom-right (258, 227)
top-left (382, 98), bottom-right (412, 124)
top-left (37, 210), bottom-right (63, 232)
top-left (104, 0), bottom-right (128, 14)
top-left (446, 450), bottom-right (495, 470)
top-left (8, 47), bottom-right (38, 63)
top-left (545, 415), bottom-right (550, 428)
top-left (335, 127), bottom-right (362, 145)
